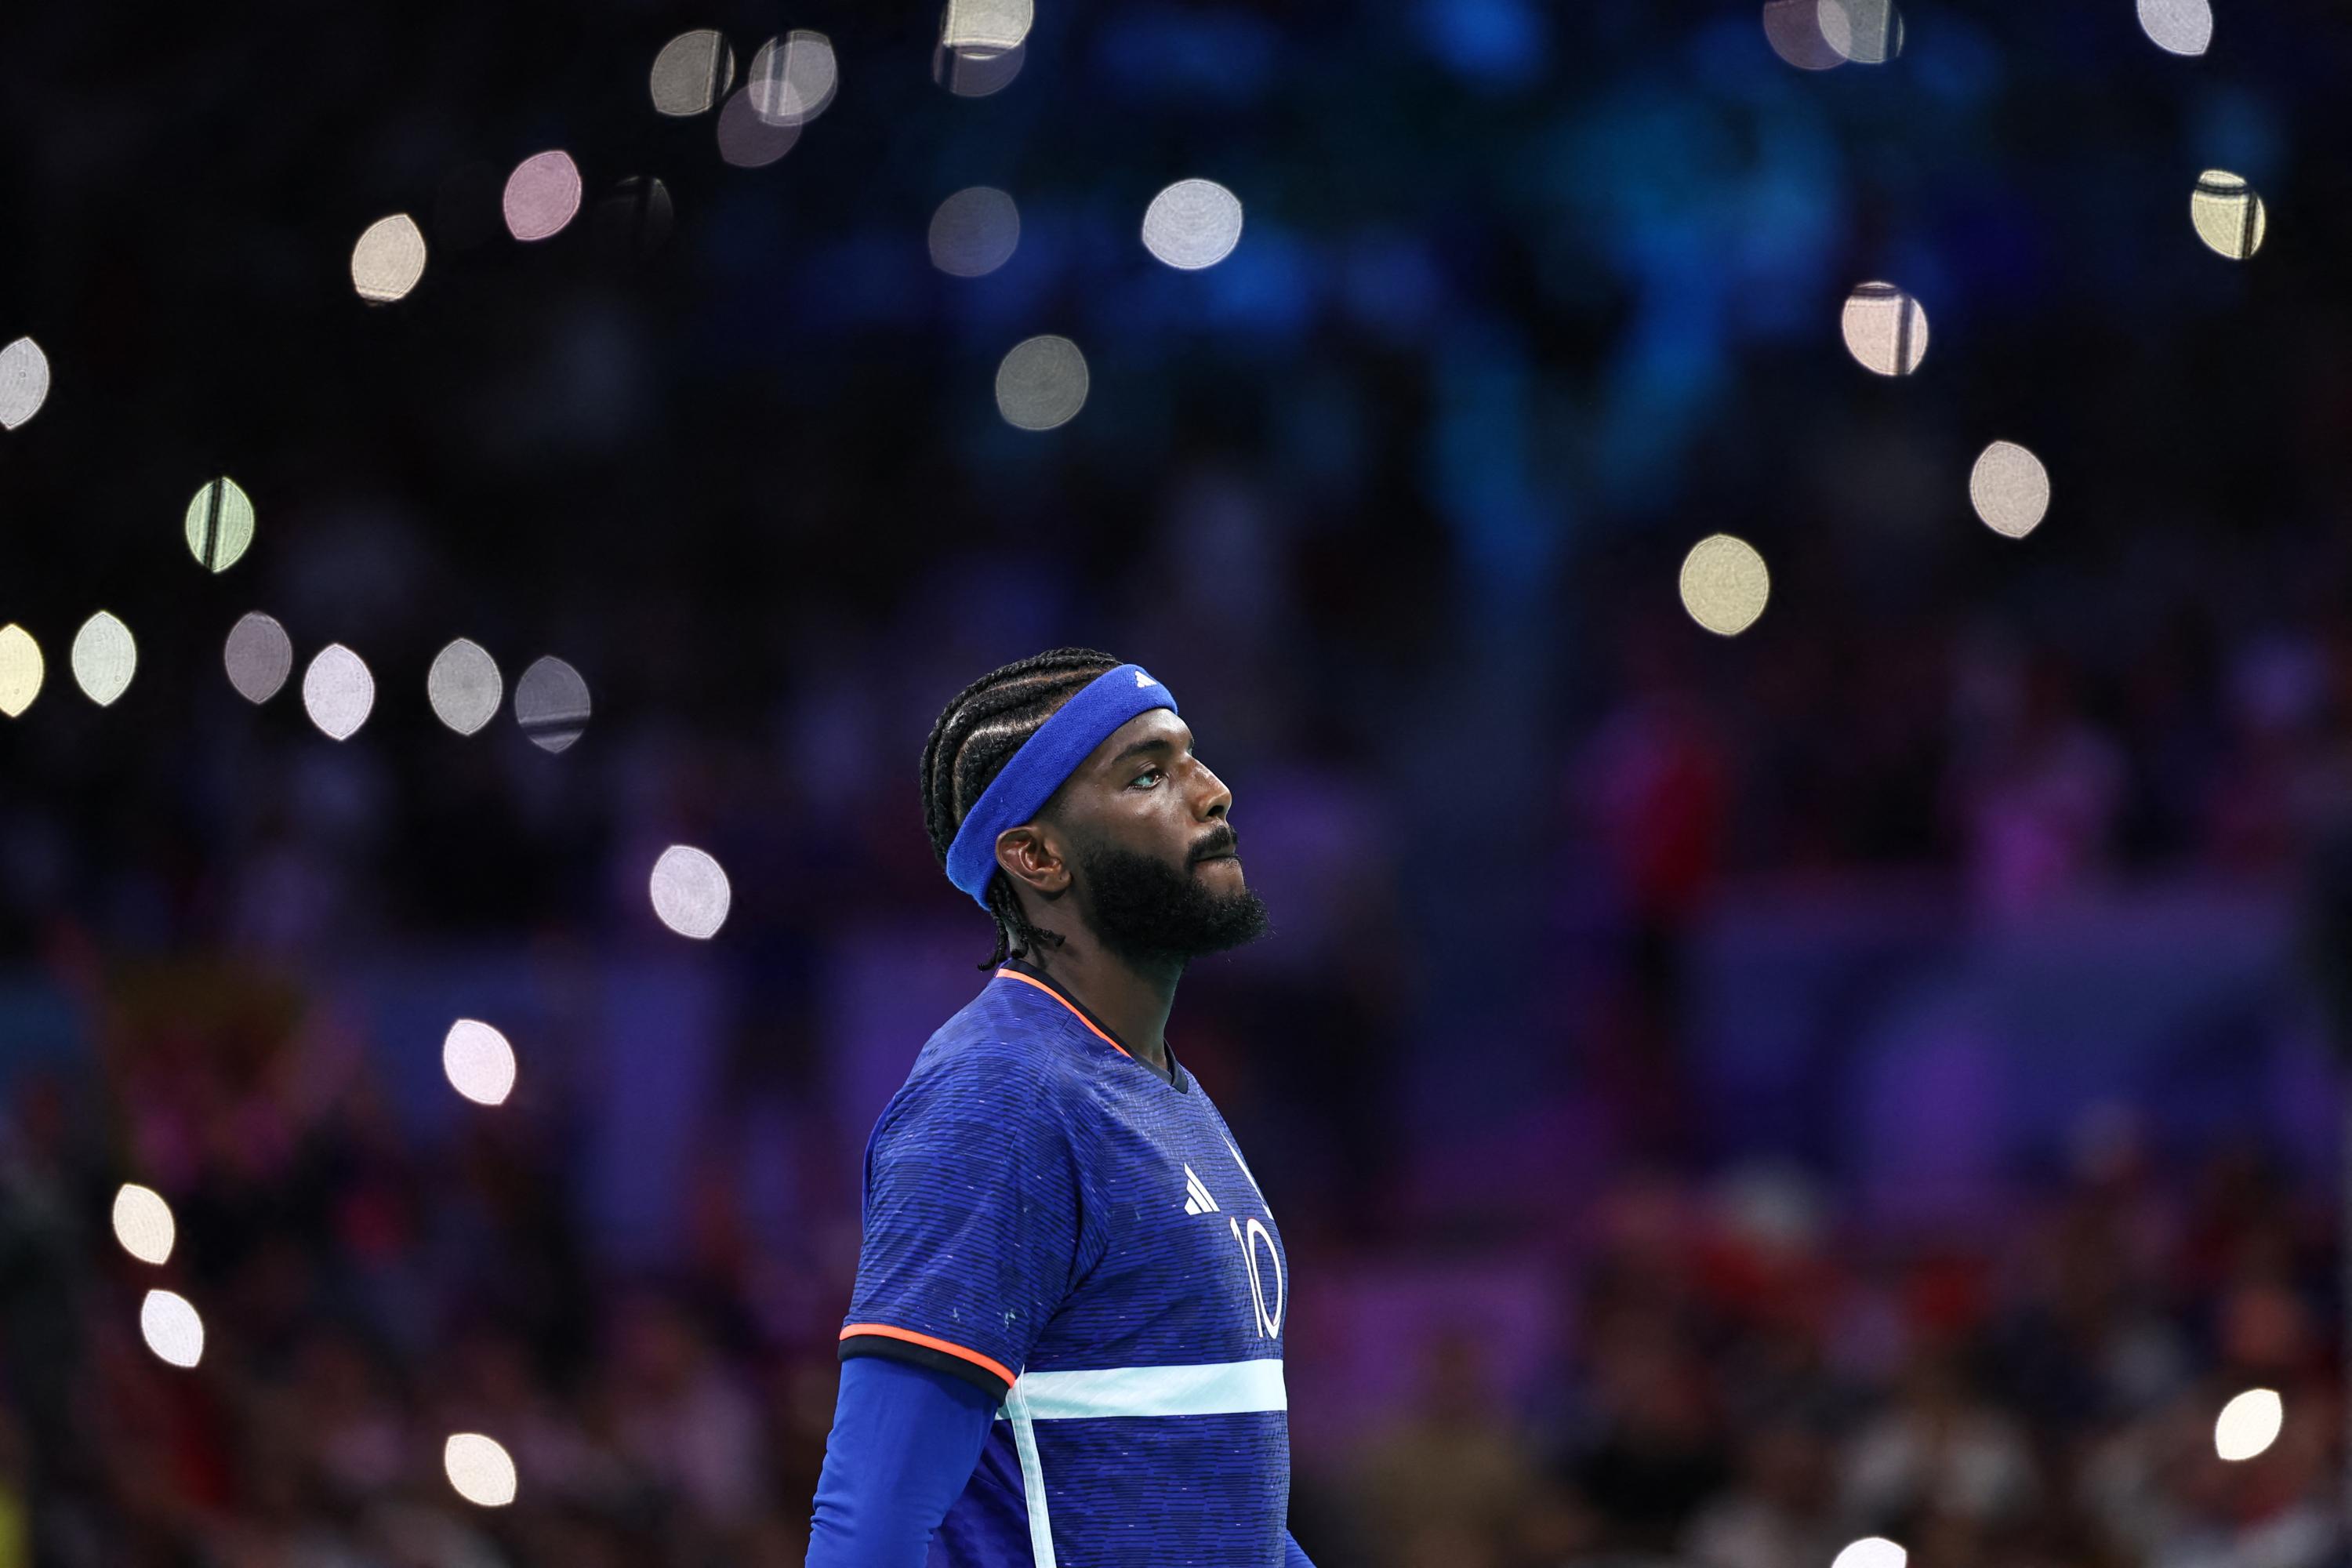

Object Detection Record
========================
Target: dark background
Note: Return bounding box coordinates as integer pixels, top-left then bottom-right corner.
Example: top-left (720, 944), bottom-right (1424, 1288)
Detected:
top-left (1, 0), bottom-right (2347, 1563)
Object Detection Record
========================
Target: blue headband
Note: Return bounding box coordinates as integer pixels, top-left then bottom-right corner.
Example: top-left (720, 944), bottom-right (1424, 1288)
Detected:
top-left (945, 663), bottom-right (1181, 909)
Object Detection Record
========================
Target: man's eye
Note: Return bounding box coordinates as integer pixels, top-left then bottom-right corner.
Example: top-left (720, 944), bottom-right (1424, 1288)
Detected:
top-left (1132, 768), bottom-right (1162, 786)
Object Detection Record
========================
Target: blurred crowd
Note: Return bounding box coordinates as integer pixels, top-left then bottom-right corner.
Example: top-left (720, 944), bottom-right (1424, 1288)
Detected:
top-left (4, 0), bottom-right (2352, 1563)
top-left (1, 970), bottom-right (2339, 1568)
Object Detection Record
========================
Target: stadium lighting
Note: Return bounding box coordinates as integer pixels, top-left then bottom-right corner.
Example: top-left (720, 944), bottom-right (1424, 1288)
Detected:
top-left (111, 1184), bottom-right (176, 1265)
top-left (2215, 1388), bottom-right (2283, 1461)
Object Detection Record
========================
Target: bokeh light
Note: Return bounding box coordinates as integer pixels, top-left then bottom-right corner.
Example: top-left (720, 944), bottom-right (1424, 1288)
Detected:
top-left (1819, 0), bottom-right (1903, 64)
top-left (935, 40), bottom-right (1025, 96)
top-left (2215, 1388), bottom-right (2283, 1461)
top-left (224, 612), bottom-right (293, 704)
top-left (302, 644), bottom-right (376, 741)
top-left (70, 610), bottom-right (136, 706)
top-left (1969, 441), bottom-right (2050, 538)
top-left (111, 1183), bottom-right (176, 1265)
top-left (2138, 0), bottom-right (2212, 55)
top-left (649, 29), bottom-right (736, 117)
top-left (503, 151), bottom-right (583, 242)
top-left (1679, 535), bottom-right (1771, 637)
top-left (1831, 1539), bottom-right (1907, 1568)
top-left (514, 655), bottom-right (591, 753)
top-left (594, 177), bottom-right (674, 263)
top-left (442, 1019), bottom-right (517, 1106)
top-left (0, 624), bottom-right (44, 717)
top-left (716, 88), bottom-right (800, 167)
top-left (444, 1433), bottom-right (518, 1508)
top-left (995, 336), bottom-right (1090, 430)
top-left (184, 477), bottom-right (256, 573)
top-left (747, 31), bottom-right (838, 125)
top-left (2190, 171), bottom-right (2266, 260)
top-left (929, 187), bottom-right (1021, 278)
top-left (651, 845), bottom-right (732, 939)
top-left (0, 336), bottom-right (51, 430)
top-left (1840, 283), bottom-right (1929, 376)
top-left (941, 0), bottom-right (1034, 53)
top-left (350, 214), bottom-right (427, 303)
top-left (140, 1289), bottom-right (205, 1368)
top-left (1762, 0), bottom-right (1844, 70)
top-left (1142, 180), bottom-right (1245, 270)
top-left (427, 637), bottom-right (503, 735)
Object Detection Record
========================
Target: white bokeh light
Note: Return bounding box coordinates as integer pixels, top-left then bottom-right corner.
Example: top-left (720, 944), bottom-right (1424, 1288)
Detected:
top-left (1969, 441), bottom-right (2050, 539)
top-left (225, 612), bottom-right (294, 704)
top-left (1818, 0), bottom-right (1903, 64)
top-left (0, 336), bottom-right (52, 429)
top-left (185, 477), bottom-right (257, 573)
top-left (0, 624), bottom-right (43, 718)
top-left (428, 638), bottom-right (504, 735)
top-left (2216, 1388), bottom-right (2283, 1461)
top-left (747, 31), bottom-right (838, 125)
top-left (514, 655), bottom-right (591, 753)
top-left (1762, 0), bottom-right (1844, 70)
top-left (444, 1433), bottom-right (518, 1508)
top-left (351, 215), bottom-right (428, 303)
top-left (650, 29), bottom-right (737, 116)
top-left (717, 86), bottom-right (802, 167)
top-left (651, 845), bottom-right (732, 939)
top-left (1841, 283), bottom-right (1929, 376)
top-left (442, 1020), bottom-right (517, 1107)
top-left (111, 1183), bottom-right (176, 1265)
top-left (1142, 180), bottom-right (1245, 270)
top-left (995, 336), bottom-right (1090, 430)
top-left (303, 644), bottom-right (376, 741)
top-left (930, 187), bottom-right (1021, 278)
top-left (71, 611), bottom-right (136, 706)
top-left (1831, 1540), bottom-right (1907, 1568)
top-left (140, 1289), bottom-right (205, 1368)
top-left (941, 0), bottom-right (1034, 53)
top-left (1679, 535), bottom-right (1771, 637)
top-left (2190, 171), bottom-right (2266, 260)
top-left (935, 39), bottom-right (1025, 96)
top-left (2138, 0), bottom-right (2212, 55)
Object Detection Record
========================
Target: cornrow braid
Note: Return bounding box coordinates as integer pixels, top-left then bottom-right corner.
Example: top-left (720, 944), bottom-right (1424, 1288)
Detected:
top-left (919, 647), bottom-right (1125, 968)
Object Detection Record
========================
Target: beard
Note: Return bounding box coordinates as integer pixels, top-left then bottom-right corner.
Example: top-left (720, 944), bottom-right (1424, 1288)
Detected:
top-left (1069, 834), bottom-right (1272, 970)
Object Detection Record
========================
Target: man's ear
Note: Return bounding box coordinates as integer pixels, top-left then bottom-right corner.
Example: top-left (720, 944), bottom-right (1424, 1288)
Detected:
top-left (994, 824), bottom-right (1072, 899)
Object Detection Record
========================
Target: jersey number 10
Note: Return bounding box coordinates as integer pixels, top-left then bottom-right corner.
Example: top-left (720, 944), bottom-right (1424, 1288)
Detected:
top-left (1228, 1215), bottom-right (1284, 1338)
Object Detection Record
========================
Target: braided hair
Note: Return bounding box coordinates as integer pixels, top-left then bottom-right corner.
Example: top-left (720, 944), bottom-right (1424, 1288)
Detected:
top-left (920, 647), bottom-right (1125, 968)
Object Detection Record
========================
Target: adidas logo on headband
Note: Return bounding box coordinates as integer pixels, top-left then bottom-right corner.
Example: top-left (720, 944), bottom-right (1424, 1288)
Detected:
top-left (1135, 671), bottom-right (1158, 688)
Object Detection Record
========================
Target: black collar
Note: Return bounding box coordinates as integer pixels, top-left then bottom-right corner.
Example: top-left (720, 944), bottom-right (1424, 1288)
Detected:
top-left (1001, 957), bottom-right (1187, 1092)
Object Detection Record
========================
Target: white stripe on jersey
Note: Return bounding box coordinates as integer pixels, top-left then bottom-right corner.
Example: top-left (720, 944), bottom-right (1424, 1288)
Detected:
top-left (994, 1358), bottom-right (1287, 1422)
top-left (1002, 1378), bottom-right (1059, 1568)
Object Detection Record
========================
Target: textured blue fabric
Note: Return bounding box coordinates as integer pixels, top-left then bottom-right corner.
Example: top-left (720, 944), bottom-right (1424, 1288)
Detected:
top-left (839, 964), bottom-right (1294, 1566)
top-left (942, 663), bottom-right (1180, 907)
top-left (807, 1356), bottom-right (998, 1568)
top-left (1283, 1530), bottom-right (1316, 1568)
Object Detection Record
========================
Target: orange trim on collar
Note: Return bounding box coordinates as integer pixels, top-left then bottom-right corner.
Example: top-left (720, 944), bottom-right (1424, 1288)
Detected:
top-left (993, 967), bottom-right (1134, 1060)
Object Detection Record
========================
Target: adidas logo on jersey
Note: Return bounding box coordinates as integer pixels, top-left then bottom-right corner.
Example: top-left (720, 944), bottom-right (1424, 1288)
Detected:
top-left (1181, 1163), bottom-right (1219, 1215)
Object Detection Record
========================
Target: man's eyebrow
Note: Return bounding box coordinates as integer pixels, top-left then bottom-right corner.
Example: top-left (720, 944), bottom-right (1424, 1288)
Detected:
top-left (1108, 733), bottom-right (1192, 768)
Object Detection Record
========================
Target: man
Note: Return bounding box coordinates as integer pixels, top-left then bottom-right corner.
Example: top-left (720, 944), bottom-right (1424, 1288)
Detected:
top-left (805, 648), bottom-right (1316, 1567)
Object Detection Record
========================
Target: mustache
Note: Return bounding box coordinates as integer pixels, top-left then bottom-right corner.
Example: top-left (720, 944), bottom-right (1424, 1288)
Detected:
top-left (1191, 828), bottom-right (1240, 862)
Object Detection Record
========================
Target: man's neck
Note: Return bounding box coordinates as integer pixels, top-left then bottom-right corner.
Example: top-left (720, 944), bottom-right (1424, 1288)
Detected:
top-left (1017, 939), bottom-right (1181, 1076)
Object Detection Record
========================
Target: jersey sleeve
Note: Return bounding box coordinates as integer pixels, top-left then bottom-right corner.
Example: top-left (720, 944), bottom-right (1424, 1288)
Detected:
top-left (804, 1355), bottom-right (998, 1567)
top-left (839, 1050), bottom-right (1084, 1402)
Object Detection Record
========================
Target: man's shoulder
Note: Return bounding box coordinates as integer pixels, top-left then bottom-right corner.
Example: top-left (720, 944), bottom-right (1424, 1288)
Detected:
top-left (895, 980), bottom-right (1098, 1113)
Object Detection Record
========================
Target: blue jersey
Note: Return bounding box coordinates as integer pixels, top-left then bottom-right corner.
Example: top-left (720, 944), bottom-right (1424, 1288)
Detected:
top-left (839, 958), bottom-right (1293, 1568)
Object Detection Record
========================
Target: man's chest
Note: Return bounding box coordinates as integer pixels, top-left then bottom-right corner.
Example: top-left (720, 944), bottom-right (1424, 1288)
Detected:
top-left (1045, 1104), bottom-right (1289, 1366)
